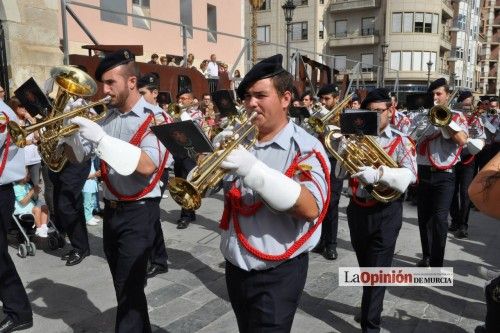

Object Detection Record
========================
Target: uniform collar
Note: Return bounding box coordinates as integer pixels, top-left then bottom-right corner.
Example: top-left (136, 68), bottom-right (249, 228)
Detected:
top-left (112, 96), bottom-right (147, 117)
top-left (255, 120), bottom-right (294, 151)
top-left (380, 125), bottom-right (393, 139)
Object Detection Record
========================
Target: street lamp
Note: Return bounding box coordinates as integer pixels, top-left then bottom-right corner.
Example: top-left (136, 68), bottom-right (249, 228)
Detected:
top-left (380, 43), bottom-right (389, 87)
top-left (427, 60), bottom-right (433, 86)
top-left (282, 0), bottom-right (296, 72)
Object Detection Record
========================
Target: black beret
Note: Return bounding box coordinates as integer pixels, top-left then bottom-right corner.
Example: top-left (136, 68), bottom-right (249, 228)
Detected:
top-left (457, 90), bottom-right (473, 103)
top-left (95, 49), bottom-right (135, 82)
top-left (479, 95), bottom-right (498, 102)
top-left (317, 84), bottom-right (339, 97)
top-left (137, 72), bottom-right (159, 89)
top-left (427, 77), bottom-right (447, 93)
top-left (351, 94), bottom-right (360, 102)
top-left (236, 54), bottom-right (285, 99)
top-left (361, 88), bottom-right (391, 109)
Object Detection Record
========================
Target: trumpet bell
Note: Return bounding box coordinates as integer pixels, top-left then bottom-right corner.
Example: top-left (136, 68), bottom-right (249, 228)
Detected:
top-left (429, 105), bottom-right (452, 127)
top-left (50, 66), bottom-right (97, 97)
top-left (168, 177), bottom-right (202, 210)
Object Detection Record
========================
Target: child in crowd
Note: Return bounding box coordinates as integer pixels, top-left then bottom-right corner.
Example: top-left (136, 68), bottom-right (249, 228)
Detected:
top-left (13, 169), bottom-right (49, 238)
top-left (83, 157), bottom-right (101, 226)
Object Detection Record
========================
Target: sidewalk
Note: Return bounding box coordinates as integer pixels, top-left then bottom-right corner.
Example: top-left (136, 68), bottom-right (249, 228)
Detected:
top-left (8, 192), bottom-right (500, 333)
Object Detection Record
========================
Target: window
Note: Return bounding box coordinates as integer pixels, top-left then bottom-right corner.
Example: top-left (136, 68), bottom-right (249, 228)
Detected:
top-left (361, 17), bottom-right (375, 36)
top-left (430, 52), bottom-right (436, 71)
top-left (257, 25), bottom-right (270, 43)
top-left (333, 55), bottom-right (347, 71)
top-left (257, 0), bottom-right (271, 10)
top-left (178, 75), bottom-right (192, 95)
top-left (392, 13), bottom-right (402, 33)
top-left (432, 14), bottom-right (439, 33)
top-left (335, 20), bottom-right (347, 37)
top-left (100, 0), bottom-right (127, 25)
top-left (403, 13), bottom-right (413, 32)
top-left (319, 0), bottom-right (324, 3)
top-left (132, 0), bottom-right (150, 29)
top-left (402, 51), bottom-right (412, 71)
top-left (291, 22), bottom-right (308, 40)
top-left (361, 54), bottom-right (374, 72)
top-left (414, 13), bottom-right (424, 33)
top-left (412, 52), bottom-right (422, 71)
top-left (319, 20), bottom-right (324, 39)
top-left (390, 51), bottom-right (401, 70)
top-left (424, 13), bottom-right (432, 33)
top-left (180, 0), bottom-right (193, 38)
top-left (207, 4), bottom-right (217, 42)
top-left (422, 51), bottom-right (430, 69)
top-left (293, 0), bottom-right (308, 5)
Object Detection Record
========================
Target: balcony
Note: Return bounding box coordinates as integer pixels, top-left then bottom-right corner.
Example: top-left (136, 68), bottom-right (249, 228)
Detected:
top-left (441, 0), bottom-right (454, 19)
top-left (440, 32), bottom-right (452, 50)
top-left (449, 19), bottom-right (465, 32)
top-left (328, 29), bottom-right (380, 47)
top-left (448, 48), bottom-right (463, 61)
top-left (330, 0), bottom-right (381, 13)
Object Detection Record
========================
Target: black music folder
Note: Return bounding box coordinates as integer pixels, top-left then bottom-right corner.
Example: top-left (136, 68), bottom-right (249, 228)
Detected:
top-left (14, 78), bottom-right (52, 118)
top-left (289, 106), bottom-right (310, 119)
top-left (406, 93), bottom-right (433, 110)
top-left (340, 109), bottom-right (380, 136)
top-left (151, 120), bottom-right (214, 160)
top-left (211, 90), bottom-right (238, 118)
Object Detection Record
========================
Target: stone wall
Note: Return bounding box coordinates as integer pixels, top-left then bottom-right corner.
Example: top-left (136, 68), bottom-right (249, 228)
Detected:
top-left (0, 0), bottom-right (62, 96)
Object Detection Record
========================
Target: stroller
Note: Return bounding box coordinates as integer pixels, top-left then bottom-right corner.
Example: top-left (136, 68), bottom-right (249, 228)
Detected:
top-left (11, 213), bottom-right (65, 258)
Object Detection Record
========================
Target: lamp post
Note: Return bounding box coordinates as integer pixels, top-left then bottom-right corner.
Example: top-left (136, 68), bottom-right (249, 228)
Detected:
top-left (282, 0), bottom-right (296, 72)
top-left (380, 43), bottom-right (388, 88)
top-left (427, 60), bottom-right (433, 86)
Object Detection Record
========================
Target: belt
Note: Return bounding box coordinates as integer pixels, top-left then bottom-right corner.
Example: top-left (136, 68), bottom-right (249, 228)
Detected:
top-left (104, 198), bottom-right (158, 209)
top-left (419, 165), bottom-right (453, 173)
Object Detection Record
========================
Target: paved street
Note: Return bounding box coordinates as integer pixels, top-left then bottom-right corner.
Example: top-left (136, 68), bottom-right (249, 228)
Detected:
top-left (7, 189), bottom-right (500, 333)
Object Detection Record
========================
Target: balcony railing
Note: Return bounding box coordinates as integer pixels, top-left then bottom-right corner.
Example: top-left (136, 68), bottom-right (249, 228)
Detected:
top-left (330, 0), bottom-right (381, 12)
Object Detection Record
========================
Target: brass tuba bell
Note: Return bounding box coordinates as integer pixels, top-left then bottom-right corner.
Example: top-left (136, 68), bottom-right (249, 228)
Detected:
top-left (307, 93), bottom-right (353, 134)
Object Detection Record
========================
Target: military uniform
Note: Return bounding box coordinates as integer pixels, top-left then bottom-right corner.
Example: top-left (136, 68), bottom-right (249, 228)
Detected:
top-left (0, 100), bottom-right (33, 330)
top-left (339, 96), bottom-right (417, 333)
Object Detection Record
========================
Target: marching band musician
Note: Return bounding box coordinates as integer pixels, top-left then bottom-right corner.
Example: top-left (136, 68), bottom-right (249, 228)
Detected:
top-left (137, 73), bottom-right (172, 279)
top-left (218, 54), bottom-right (330, 332)
top-left (335, 88), bottom-right (417, 333)
top-left (312, 84), bottom-right (343, 260)
top-left (415, 78), bottom-right (468, 268)
top-left (476, 95), bottom-right (499, 172)
top-left (68, 49), bottom-right (168, 332)
top-left (449, 91), bottom-right (486, 239)
top-left (351, 95), bottom-right (361, 109)
top-left (0, 99), bottom-right (33, 332)
top-left (390, 94), bottom-right (411, 135)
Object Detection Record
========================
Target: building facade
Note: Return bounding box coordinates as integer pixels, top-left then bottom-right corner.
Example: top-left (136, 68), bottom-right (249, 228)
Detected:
top-left (479, 0), bottom-right (499, 95)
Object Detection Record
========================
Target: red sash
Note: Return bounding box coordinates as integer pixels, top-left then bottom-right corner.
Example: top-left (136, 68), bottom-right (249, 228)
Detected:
top-left (0, 113), bottom-right (11, 177)
top-left (219, 150), bottom-right (331, 261)
top-left (100, 113), bottom-right (168, 201)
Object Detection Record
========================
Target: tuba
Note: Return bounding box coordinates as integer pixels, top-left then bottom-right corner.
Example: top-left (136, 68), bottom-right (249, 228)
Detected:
top-left (168, 112), bottom-right (258, 210)
top-left (307, 93), bottom-right (354, 134)
top-left (7, 66), bottom-right (109, 172)
top-left (324, 129), bottom-right (401, 202)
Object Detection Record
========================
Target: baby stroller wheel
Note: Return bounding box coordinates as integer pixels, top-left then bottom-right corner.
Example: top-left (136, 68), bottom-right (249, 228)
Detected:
top-left (18, 244), bottom-right (27, 258)
top-left (28, 242), bottom-right (36, 256)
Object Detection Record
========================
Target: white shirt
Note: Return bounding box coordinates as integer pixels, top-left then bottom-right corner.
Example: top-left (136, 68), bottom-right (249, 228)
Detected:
top-left (206, 61), bottom-right (219, 78)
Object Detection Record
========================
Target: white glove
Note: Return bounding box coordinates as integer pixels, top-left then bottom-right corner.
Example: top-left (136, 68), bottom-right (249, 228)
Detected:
top-left (351, 166), bottom-right (380, 185)
top-left (70, 116), bottom-right (105, 144)
top-left (440, 127), bottom-right (451, 139)
top-left (212, 128), bottom-right (235, 149)
top-left (221, 146), bottom-right (301, 211)
top-left (70, 116), bottom-right (141, 176)
top-left (467, 138), bottom-right (485, 155)
top-left (378, 166), bottom-right (415, 193)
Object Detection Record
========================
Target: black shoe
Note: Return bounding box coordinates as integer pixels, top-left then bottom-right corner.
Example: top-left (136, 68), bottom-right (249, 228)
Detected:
top-left (322, 248), bottom-right (338, 260)
top-left (146, 264), bottom-right (168, 278)
top-left (474, 325), bottom-right (487, 333)
top-left (416, 257), bottom-right (430, 267)
top-left (455, 228), bottom-right (468, 239)
top-left (311, 242), bottom-right (324, 254)
top-left (0, 316), bottom-right (33, 333)
top-left (61, 249), bottom-right (76, 261)
top-left (354, 312), bottom-right (361, 323)
top-left (448, 223), bottom-right (459, 232)
top-left (176, 218), bottom-right (192, 229)
top-left (66, 251), bottom-right (88, 266)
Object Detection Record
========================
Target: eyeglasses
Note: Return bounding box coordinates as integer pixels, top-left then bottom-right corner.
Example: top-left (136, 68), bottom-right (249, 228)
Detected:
top-left (370, 108), bottom-right (388, 113)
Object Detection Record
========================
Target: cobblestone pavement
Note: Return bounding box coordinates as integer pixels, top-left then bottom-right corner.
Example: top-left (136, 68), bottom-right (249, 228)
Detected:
top-left (7, 190), bottom-right (500, 333)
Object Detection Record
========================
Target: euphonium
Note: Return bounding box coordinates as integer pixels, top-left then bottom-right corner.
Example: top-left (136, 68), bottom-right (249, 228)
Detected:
top-left (324, 129), bottom-right (401, 202)
top-left (307, 93), bottom-right (354, 134)
top-left (7, 66), bottom-right (109, 172)
top-left (168, 112), bottom-right (258, 210)
top-left (167, 103), bottom-right (187, 120)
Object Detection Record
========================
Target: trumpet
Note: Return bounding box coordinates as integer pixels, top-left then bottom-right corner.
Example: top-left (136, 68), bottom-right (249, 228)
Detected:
top-left (168, 112), bottom-right (258, 210)
top-left (167, 103), bottom-right (188, 120)
top-left (307, 93), bottom-right (354, 134)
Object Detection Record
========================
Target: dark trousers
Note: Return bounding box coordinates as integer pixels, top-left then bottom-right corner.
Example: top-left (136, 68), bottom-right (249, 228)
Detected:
top-left (49, 160), bottom-right (91, 254)
top-left (173, 157), bottom-right (197, 220)
top-left (450, 159), bottom-right (475, 230)
top-left (0, 184), bottom-right (32, 323)
top-left (417, 165), bottom-right (455, 267)
top-left (208, 78), bottom-right (219, 94)
top-left (103, 199), bottom-right (159, 333)
top-left (319, 158), bottom-right (343, 250)
top-left (347, 200), bottom-right (402, 333)
top-left (485, 275), bottom-right (500, 333)
top-left (150, 169), bottom-right (169, 268)
top-left (225, 253), bottom-right (309, 333)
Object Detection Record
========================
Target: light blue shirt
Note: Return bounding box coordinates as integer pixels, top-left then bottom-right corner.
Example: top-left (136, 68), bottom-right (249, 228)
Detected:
top-left (98, 97), bottom-right (165, 200)
top-left (220, 120), bottom-right (330, 271)
top-left (0, 100), bottom-right (25, 185)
